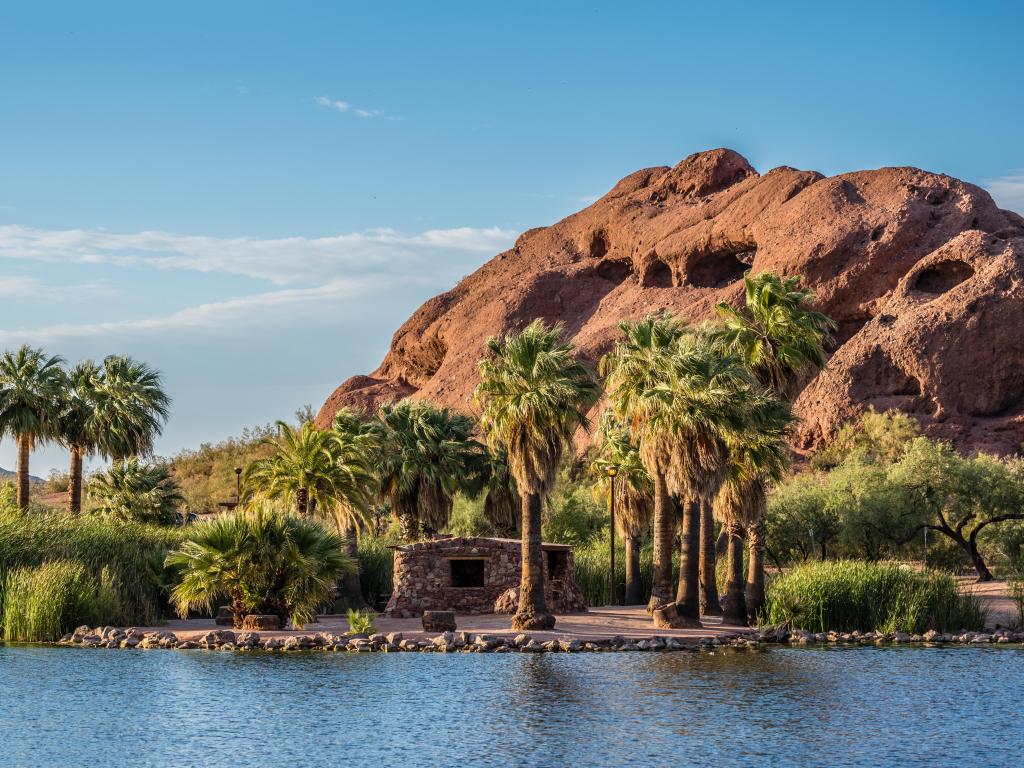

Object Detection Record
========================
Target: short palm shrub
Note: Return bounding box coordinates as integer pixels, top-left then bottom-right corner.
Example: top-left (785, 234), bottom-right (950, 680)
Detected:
top-left (2, 560), bottom-right (121, 641)
top-left (346, 607), bottom-right (378, 634)
top-left (0, 506), bottom-right (183, 629)
top-left (764, 560), bottom-right (986, 633)
top-left (88, 458), bottom-right (184, 525)
top-left (166, 505), bottom-right (353, 629)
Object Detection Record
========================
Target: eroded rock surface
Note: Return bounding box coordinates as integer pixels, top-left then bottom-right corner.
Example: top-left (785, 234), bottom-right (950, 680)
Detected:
top-left (317, 149), bottom-right (1024, 454)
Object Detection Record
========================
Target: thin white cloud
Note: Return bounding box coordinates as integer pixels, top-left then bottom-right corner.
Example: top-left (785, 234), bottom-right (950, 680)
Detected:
top-left (0, 279), bottom-right (365, 343)
top-left (314, 95), bottom-right (394, 120)
top-left (984, 173), bottom-right (1024, 215)
top-left (0, 224), bottom-right (516, 285)
top-left (0, 275), bottom-right (113, 301)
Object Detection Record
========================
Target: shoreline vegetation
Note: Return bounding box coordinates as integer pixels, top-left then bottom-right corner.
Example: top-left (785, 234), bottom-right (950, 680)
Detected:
top-left (2, 272), bottom-right (1024, 647)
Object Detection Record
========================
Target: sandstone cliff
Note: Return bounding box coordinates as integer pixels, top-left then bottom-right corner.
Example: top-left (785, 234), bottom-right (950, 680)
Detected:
top-left (317, 149), bottom-right (1024, 455)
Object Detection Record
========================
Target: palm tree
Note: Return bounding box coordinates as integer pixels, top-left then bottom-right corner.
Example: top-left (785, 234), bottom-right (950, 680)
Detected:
top-left (592, 416), bottom-right (652, 605)
top-left (482, 448), bottom-right (520, 538)
top-left (714, 394), bottom-right (793, 625)
top-left (245, 420), bottom-right (372, 521)
top-left (601, 314), bottom-right (685, 612)
top-left (0, 345), bottom-right (65, 509)
top-left (56, 361), bottom-right (103, 513)
top-left (716, 272), bottom-right (834, 617)
top-left (370, 400), bottom-right (484, 542)
top-left (88, 456), bottom-right (185, 524)
top-left (329, 407), bottom-right (380, 608)
top-left (92, 355), bottom-right (171, 462)
top-left (476, 319), bottom-right (599, 631)
top-left (166, 503), bottom-right (353, 629)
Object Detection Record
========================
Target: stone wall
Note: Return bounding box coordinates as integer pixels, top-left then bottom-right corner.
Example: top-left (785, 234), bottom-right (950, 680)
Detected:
top-left (383, 536), bottom-right (588, 617)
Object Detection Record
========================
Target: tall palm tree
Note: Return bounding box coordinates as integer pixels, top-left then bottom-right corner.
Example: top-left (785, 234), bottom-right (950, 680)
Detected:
top-left (592, 416), bottom-right (652, 605)
top-left (92, 355), bottom-right (171, 462)
top-left (601, 314), bottom-right (685, 612)
top-left (370, 400), bottom-right (484, 542)
top-left (476, 319), bottom-right (599, 631)
top-left (653, 329), bottom-right (753, 626)
top-left (0, 345), bottom-right (65, 509)
top-left (56, 361), bottom-right (103, 513)
top-left (329, 407), bottom-right (379, 608)
top-left (714, 394), bottom-right (793, 625)
top-left (88, 456), bottom-right (185, 524)
top-left (716, 272), bottom-right (834, 617)
top-left (245, 420), bottom-right (372, 521)
top-left (482, 448), bottom-right (520, 538)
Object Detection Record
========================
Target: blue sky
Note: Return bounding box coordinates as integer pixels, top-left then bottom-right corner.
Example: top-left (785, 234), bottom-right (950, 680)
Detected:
top-left (2, 1), bottom-right (1022, 475)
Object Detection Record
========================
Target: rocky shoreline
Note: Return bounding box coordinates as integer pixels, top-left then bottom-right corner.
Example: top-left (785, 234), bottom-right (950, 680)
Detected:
top-left (37, 623), bottom-right (1024, 653)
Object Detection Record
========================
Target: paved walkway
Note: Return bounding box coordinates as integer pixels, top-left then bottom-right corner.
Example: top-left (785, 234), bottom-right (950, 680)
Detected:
top-left (155, 606), bottom-right (753, 642)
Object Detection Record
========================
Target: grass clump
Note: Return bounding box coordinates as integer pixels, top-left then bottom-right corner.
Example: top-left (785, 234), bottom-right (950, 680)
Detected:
top-left (764, 560), bottom-right (986, 633)
top-left (356, 536), bottom-right (394, 608)
top-left (0, 507), bottom-right (185, 629)
top-left (346, 607), bottom-right (378, 634)
top-left (2, 560), bottom-right (122, 641)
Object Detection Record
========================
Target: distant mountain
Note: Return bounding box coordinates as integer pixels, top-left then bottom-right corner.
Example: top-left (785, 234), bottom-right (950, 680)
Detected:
top-left (0, 467), bottom-right (44, 483)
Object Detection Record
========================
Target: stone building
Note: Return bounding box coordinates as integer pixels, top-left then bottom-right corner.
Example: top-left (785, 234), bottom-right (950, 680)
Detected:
top-left (383, 536), bottom-right (588, 618)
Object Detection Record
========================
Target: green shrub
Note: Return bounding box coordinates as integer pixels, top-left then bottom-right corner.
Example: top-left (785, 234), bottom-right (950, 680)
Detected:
top-left (764, 560), bottom-right (986, 633)
top-left (356, 535), bottom-right (394, 608)
top-left (2, 560), bottom-right (121, 641)
top-left (572, 537), bottom-right (658, 606)
top-left (346, 607), bottom-right (378, 634)
top-left (1011, 581), bottom-right (1024, 630)
top-left (0, 507), bottom-right (184, 628)
top-left (166, 505), bottom-right (352, 629)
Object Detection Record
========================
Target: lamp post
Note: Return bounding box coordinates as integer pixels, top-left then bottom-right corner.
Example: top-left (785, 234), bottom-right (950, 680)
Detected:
top-left (606, 465), bottom-right (619, 606)
top-left (234, 467), bottom-right (242, 507)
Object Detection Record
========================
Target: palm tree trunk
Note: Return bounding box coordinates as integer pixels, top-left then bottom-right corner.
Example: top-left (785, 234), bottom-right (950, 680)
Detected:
top-left (340, 522), bottom-right (366, 609)
top-left (624, 535), bottom-right (642, 605)
top-left (721, 523), bottom-right (748, 626)
top-left (396, 506), bottom-right (419, 542)
top-left (295, 487), bottom-right (309, 517)
top-left (745, 519), bottom-right (766, 624)
top-left (68, 444), bottom-right (84, 514)
top-left (512, 491), bottom-right (555, 631)
top-left (648, 470), bottom-right (674, 612)
top-left (17, 434), bottom-right (31, 510)
top-left (676, 498), bottom-right (702, 624)
top-left (699, 499), bottom-right (722, 615)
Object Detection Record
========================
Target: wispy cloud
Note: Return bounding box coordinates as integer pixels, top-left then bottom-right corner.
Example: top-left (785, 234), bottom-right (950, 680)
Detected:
top-left (984, 173), bottom-right (1024, 215)
top-left (0, 279), bottom-right (366, 343)
top-left (0, 224), bottom-right (516, 285)
top-left (0, 275), bottom-right (113, 301)
top-left (314, 95), bottom-right (396, 120)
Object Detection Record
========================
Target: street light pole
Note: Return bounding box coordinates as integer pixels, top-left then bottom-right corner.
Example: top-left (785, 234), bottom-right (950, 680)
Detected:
top-left (606, 465), bottom-right (619, 606)
top-left (235, 467), bottom-right (242, 507)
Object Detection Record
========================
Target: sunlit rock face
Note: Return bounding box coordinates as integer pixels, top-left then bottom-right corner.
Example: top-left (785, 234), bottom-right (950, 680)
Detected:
top-left (317, 149), bottom-right (1024, 455)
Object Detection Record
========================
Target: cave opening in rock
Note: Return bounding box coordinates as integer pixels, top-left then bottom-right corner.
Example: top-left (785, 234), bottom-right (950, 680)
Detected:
top-left (687, 248), bottom-right (752, 288)
top-left (641, 259), bottom-right (674, 288)
top-left (912, 260), bottom-right (974, 294)
top-left (596, 259), bottom-right (632, 283)
top-left (589, 230), bottom-right (609, 259)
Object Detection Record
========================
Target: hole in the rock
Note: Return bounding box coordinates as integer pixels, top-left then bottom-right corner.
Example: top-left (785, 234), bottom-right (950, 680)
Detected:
top-left (596, 259), bottom-right (632, 283)
top-left (687, 248), bottom-right (751, 288)
top-left (589, 230), bottom-right (609, 259)
top-left (870, 225), bottom-right (885, 242)
top-left (641, 259), bottom-right (674, 288)
top-left (912, 260), bottom-right (974, 294)
top-left (835, 314), bottom-right (871, 344)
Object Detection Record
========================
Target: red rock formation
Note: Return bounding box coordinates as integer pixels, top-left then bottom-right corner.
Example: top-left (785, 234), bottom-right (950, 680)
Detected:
top-left (317, 149), bottom-right (1024, 455)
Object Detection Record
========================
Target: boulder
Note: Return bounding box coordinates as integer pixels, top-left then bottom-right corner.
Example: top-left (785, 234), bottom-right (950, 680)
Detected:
top-left (316, 149), bottom-right (1024, 457)
top-left (422, 610), bottom-right (457, 632)
top-left (241, 614), bottom-right (280, 631)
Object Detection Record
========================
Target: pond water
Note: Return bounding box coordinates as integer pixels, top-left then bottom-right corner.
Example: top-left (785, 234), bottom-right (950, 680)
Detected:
top-left (1, 645), bottom-right (1021, 767)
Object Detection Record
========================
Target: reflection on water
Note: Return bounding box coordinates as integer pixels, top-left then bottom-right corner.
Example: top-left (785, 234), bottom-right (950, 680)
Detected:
top-left (0, 645), bottom-right (1021, 767)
